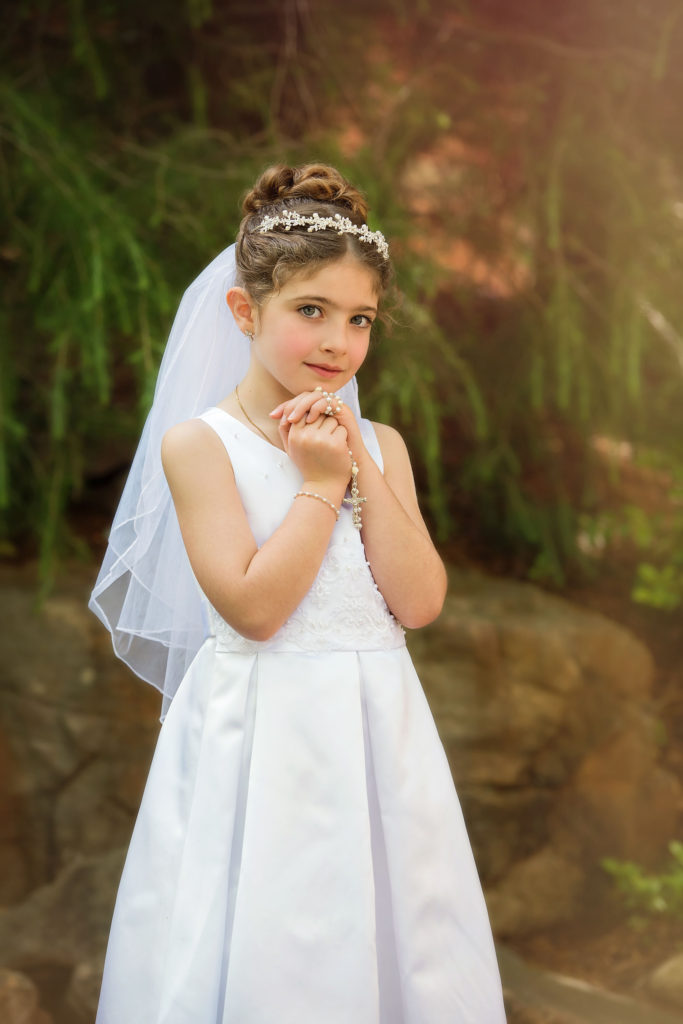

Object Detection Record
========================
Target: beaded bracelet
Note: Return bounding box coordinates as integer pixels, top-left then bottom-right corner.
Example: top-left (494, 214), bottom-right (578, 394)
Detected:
top-left (294, 491), bottom-right (340, 520)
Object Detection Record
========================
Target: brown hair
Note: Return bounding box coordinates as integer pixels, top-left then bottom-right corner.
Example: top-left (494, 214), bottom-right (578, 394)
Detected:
top-left (235, 163), bottom-right (392, 307)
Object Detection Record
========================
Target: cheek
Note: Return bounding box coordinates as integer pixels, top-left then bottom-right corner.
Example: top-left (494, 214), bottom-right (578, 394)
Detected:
top-left (351, 335), bottom-right (371, 369)
top-left (276, 322), bottom-right (312, 361)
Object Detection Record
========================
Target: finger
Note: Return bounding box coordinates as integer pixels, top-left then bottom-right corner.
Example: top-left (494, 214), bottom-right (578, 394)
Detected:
top-left (277, 410), bottom-right (292, 445)
top-left (286, 393), bottom-right (325, 423)
top-left (289, 412), bottom-right (335, 435)
top-left (270, 397), bottom-right (302, 421)
top-left (305, 395), bottom-right (336, 423)
top-left (270, 397), bottom-right (299, 419)
top-left (269, 392), bottom-right (311, 420)
top-left (313, 416), bottom-right (347, 443)
top-left (289, 388), bottom-right (343, 422)
top-left (317, 414), bottom-right (340, 434)
top-left (307, 389), bottom-right (347, 423)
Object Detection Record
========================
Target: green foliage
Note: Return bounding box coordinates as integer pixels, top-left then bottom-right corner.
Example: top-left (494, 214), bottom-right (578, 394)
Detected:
top-left (602, 842), bottom-right (683, 923)
top-left (1, 84), bottom-right (164, 581)
top-left (0, 79), bottom-right (272, 583)
top-left (632, 563), bottom-right (682, 612)
top-left (333, 0), bottom-right (683, 585)
top-left (577, 454), bottom-right (683, 610)
top-left (2, 0), bottom-right (683, 592)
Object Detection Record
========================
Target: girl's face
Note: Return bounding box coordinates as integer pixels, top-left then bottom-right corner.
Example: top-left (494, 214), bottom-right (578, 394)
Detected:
top-left (250, 255), bottom-right (379, 398)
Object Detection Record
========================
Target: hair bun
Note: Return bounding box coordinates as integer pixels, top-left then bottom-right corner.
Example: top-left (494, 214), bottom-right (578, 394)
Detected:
top-left (242, 163), bottom-right (369, 221)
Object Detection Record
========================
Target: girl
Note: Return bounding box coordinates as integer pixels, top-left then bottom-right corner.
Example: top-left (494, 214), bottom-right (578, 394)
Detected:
top-left (90, 163), bottom-right (507, 1023)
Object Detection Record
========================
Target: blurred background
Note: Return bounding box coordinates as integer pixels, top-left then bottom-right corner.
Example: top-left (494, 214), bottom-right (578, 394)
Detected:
top-left (2, 1), bottom-right (683, 1021)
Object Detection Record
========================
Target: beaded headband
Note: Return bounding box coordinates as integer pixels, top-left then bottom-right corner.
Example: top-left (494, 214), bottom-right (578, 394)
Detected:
top-left (256, 209), bottom-right (390, 260)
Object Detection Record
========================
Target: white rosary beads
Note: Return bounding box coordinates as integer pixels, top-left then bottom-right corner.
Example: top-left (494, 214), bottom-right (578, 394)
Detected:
top-left (315, 387), bottom-right (344, 417)
top-left (343, 453), bottom-right (366, 529)
top-left (312, 386), bottom-right (366, 530)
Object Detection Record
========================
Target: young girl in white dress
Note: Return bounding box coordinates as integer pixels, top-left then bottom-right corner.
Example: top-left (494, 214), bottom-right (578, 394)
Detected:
top-left (90, 162), bottom-right (507, 1023)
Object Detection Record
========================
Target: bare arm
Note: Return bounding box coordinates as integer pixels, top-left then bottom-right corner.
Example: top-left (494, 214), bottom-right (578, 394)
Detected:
top-left (161, 413), bottom-right (350, 640)
top-left (270, 392), bottom-right (448, 628)
top-left (355, 421), bottom-right (447, 628)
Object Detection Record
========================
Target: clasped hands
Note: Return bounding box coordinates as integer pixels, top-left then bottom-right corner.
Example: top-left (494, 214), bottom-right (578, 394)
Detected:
top-left (269, 387), bottom-right (364, 487)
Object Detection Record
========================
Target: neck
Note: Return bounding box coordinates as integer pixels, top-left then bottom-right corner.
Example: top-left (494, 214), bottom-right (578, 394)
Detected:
top-left (231, 373), bottom-right (289, 449)
top-left (234, 371), bottom-right (292, 419)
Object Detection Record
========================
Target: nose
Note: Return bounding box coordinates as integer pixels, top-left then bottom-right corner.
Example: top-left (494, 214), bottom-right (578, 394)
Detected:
top-left (320, 320), bottom-right (347, 354)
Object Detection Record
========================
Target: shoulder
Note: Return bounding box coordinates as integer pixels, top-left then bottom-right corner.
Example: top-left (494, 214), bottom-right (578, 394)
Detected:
top-left (367, 420), bottom-right (416, 486)
top-left (368, 419), bottom-right (423, 516)
top-left (162, 417), bottom-right (218, 461)
top-left (161, 417), bottom-right (230, 484)
top-left (369, 420), bottom-right (410, 464)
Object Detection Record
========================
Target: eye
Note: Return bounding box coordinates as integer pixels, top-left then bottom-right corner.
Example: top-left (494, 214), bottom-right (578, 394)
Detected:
top-left (351, 314), bottom-right (374, 328)
top-left (299, 304), bottom-right (322, 318)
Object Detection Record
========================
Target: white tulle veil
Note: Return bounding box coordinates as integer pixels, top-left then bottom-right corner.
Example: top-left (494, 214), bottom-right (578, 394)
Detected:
top-left (89, 243), bottom-right (362, 719)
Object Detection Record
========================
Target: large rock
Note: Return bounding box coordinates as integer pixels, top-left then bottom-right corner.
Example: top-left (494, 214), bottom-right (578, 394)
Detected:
top-left (0, 561), bottom-right (679, 957)
top-left (0, 564), bottom-right (159, 901)
top-left (63, 957), bottom-right (105, 1024)
top-left (486, 846), bottom-right (584, 938)
top-left (0, 849), bottom-right (124, 971)
top-left (0, 968), bottom-right (52, 1024)
top-left (408, 569), bottom-right (681, 934)
top-left (648, 953), bottom-right (683, 1010)
top-left (0, 849), bottom-right (124, 1023)
top-left (554, 722), bottom-right (681, 865)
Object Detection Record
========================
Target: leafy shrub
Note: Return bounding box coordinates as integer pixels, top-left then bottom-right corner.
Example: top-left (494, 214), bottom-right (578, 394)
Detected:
top-left (602, 841), bottom-right (683, 922)
top-left (3, 0), bottom-right (683, 594)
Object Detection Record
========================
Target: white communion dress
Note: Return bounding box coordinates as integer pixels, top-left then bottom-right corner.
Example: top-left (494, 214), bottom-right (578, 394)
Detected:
top-left (95, 407), bottom-right (507, 1024)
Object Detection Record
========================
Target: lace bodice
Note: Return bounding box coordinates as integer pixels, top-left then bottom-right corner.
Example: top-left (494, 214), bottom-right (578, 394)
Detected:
top-left (197, 407), bottom-right (405, 654)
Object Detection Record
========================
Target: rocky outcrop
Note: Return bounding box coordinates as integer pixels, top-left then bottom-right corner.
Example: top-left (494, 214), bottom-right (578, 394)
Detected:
top-left (63, 957), bottom-right (106, 1024)
top-left (0, 968), bottom-right (52, 1024)
top-left (0, 849), bottom-right (124, 972)
top-left (0, 564), bottom-right (159, 903)
top-left (648, 953), bottom-right (683, 1011)
top-left (499, 945), bottom-right (683, 1024)
top-left (0, 561), bottom-right (679, 1013)
top-left (0, 850), bottom-right (123, 1024)
top-left (484, 847), bottom-right (584, 937)
top-left (409, 569), bottom-right (681, 937)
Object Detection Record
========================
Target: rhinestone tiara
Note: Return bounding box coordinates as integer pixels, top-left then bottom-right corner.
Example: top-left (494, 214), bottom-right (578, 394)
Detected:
top-left (256, 209), bottom-right (389, 260)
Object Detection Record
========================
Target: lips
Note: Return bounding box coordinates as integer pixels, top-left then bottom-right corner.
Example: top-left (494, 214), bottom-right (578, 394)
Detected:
top-left (305, 363), bottom-right (343, 377)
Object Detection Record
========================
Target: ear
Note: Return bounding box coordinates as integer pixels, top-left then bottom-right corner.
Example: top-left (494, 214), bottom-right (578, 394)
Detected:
top-left (226, 286), bottom-right (258, 335)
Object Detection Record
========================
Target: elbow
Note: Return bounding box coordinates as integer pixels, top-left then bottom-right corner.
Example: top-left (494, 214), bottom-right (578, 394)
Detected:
top-left (217, 605), bottom-right (284, 643)
top-left (239, 620), bottom-right (281, 643)
top-left (400, 598), bottom-right (445, 630)
top-left (393, 585), bottom-right (446, 630)
top-left (206, 575), bottom-right (292, 642)
top-left (396, 570), bottom-right (447, 630)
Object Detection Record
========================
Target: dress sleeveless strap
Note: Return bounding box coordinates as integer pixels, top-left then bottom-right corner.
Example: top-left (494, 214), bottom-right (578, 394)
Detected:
top-left (358, 419), bottom-right (384, 472)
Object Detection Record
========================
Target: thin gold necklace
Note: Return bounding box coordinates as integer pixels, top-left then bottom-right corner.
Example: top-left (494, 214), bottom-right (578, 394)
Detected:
top-left (234, 385), bottom-right (278, 446)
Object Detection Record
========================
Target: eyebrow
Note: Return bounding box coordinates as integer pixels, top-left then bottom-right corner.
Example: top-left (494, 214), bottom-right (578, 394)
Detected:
top-left (293, 294), bottom-right (378, 314)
